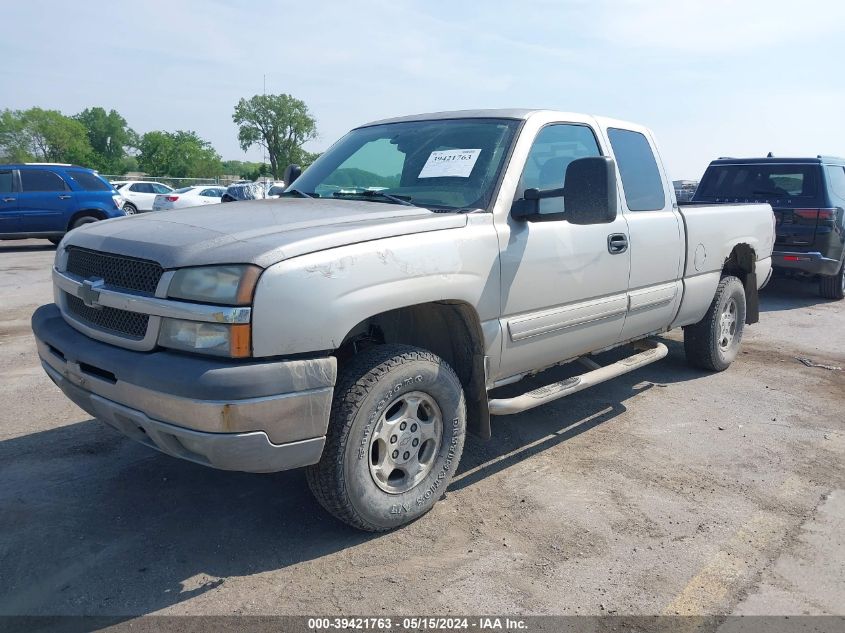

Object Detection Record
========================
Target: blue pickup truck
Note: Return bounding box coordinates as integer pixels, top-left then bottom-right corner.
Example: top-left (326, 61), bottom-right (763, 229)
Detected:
top-left (0, 163), bottom-right (126, 245)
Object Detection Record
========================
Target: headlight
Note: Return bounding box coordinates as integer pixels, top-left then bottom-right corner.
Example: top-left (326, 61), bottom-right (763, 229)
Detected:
top-left (167, 265), bottom-right (261, 305)
top-left (159, 319), bottom-right (251, 358)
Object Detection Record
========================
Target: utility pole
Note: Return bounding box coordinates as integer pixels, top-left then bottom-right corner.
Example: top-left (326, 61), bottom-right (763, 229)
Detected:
top-left (262, 74), bottom-right (267, 174)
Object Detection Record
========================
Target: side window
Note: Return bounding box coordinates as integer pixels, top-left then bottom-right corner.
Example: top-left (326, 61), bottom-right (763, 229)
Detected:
top-left (20, 169), bottom-right (68, 192)
top-left (130, 183), bottom-right (153, 193)
top-left (67, 170), bottom-right (110, 191)
top-left (607, 128), bottom-right (665, 212)
top-left (825, 165), bottom-right (845, 200)
top-left (520, 123), bottom-right (601, 214)
top-left (152, 183), bottom-right (171, 194)
top-left (0, 170), bottom-right (13, 193)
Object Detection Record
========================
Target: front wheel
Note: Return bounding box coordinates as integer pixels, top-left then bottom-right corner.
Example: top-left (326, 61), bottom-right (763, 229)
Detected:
top-left (684, 275), bottom-right (746, 372)
top-left (819, 260), bottom-right (845, 300)
top-left (122, 202), bottom-right (137, 215)
top-left (306, 344), bottom-right (466, 531)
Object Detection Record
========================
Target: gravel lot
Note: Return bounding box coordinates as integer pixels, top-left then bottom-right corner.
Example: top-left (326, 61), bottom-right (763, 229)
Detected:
top-left (0, 239), bottom-right (842, 617)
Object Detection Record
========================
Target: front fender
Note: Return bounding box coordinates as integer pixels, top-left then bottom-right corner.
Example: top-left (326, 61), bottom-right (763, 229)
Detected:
top-left (251, 220), bottom-right (500, 357)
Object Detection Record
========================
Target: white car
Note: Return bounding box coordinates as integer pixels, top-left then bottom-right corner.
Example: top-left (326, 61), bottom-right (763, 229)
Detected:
top-left (152, 185), bottom-right (227, 211)
top-left (111, 181), bottom-right (174, 214)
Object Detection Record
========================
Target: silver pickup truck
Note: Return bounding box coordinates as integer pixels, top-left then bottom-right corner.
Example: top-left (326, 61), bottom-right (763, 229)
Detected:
top-left (32, 109), bottom-right (775, 531)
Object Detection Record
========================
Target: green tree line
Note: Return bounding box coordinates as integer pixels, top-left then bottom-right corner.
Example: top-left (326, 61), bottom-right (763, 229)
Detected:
top-left (0, 93), bottom-right (319, 180)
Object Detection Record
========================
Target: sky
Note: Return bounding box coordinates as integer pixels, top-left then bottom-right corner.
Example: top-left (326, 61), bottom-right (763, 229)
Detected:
top-left (2, 0), bottom-right (845, 180)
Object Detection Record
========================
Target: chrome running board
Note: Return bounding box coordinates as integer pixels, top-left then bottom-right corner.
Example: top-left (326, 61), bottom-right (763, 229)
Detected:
top-left (488, 340), bottom-right (668, 415)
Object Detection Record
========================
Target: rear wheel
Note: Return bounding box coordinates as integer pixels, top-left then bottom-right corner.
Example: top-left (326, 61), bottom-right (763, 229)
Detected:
top-left (684, 275), bottom-right (746, 372)
top-left (306, 344), bottom-right (466, 532)
top-left (70, 215), bottom-right (99, 230)
top-left (819, 260), bottom-right (845, 300)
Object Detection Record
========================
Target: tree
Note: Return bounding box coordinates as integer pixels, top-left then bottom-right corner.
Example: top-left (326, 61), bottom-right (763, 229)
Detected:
top-left (137, 130), bottom-right (222, 177)
top-left (232, 94), bottom-right (317, 178)
top-left (0, 108), bottom-right (92, 165)
top-left (0, 109), bottom-right (32, 162)
top-left (74, 107), bottom-right (135, 172)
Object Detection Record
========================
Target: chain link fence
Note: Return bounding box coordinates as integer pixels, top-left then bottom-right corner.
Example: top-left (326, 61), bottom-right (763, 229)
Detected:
top-left (101, 175), bottom-right (246, 189)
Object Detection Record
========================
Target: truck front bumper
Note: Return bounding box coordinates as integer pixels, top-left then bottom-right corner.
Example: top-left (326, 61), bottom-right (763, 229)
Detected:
top-left (772, 251), bottom-right (842, 276)
top-left (32, 304), bottom-right (336, 473)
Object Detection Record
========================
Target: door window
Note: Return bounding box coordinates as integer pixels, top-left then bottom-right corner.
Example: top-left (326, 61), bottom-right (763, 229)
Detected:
top-left (20, 170), bottom-right (68, 192)
top-left (152, 183), bottom-right (172, 194)
top-left (520, 124), bottom-right (601, 214)
top-left (607, 128), bottom-right (665, 211)
top-left (0, 170), bottom-right (13, 193)
top-left (130, 183), bottom-right (154, 193)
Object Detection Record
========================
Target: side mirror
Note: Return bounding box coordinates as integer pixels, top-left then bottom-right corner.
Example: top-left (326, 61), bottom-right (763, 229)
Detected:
top-left (511, 156), bottom-right (617, 224)
top-left (563, 156), bottom-right (617, 225)
top-left (283, 164), bottom-right (302, 185)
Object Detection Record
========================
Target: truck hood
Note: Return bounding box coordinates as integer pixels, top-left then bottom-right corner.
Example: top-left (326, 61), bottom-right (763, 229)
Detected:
top-left (63, 198), bottom-right (468, 269)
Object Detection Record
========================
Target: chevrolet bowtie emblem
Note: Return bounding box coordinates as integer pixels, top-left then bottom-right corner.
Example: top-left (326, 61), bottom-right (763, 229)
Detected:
top-left (78, 278), bottom-right (104, 309)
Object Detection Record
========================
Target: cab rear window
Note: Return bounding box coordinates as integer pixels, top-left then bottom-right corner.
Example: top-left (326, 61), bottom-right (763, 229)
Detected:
top-left (68, 170), bottom-right (112, 191)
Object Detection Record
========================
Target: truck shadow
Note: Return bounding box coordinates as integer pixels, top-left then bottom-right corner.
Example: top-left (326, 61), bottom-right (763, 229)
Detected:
top-left (760, 276), bottom-right (838, 312)
top-left (0, 339), bottom-right (705, 617)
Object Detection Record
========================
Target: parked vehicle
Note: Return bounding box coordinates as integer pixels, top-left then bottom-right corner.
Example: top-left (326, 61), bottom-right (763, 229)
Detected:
top-left (152, 185), bottom-right (227, 211)
top-left (221, 180), bottom-right (285, 203)
top-left (0, 163), bottom-right (125, 245)
top-left (111, 180), bottom-right (174, 214)
top-left (693, 156), bottom-right (845, 299)
top-left (32, 109), bottom-right (774, 531)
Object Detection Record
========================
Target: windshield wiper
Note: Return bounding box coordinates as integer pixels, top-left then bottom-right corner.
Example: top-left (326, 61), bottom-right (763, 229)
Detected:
top-left (280, 189), bottom-right (315, 198)
top-left (332, 190), bottom-right (417, 207)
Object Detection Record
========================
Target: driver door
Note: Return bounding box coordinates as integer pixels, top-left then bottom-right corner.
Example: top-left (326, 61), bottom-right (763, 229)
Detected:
top-left (496, 122), bottom-right (631, 382)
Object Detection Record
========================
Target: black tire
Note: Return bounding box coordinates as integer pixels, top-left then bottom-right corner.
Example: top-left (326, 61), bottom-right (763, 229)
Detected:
top-left (70, 215), bottom-right (99, 230)
top-left (684, 275), bottom-right (746, 372)
top-left (123, 202), bottom-right (137, 215)
top-left (306, 344), bottom-right (466, 532)
top-left (819, 260), bottom-right (845, 300)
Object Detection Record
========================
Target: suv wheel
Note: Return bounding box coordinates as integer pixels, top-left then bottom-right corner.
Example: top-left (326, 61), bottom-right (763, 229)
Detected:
top-left (70, 216), bottom-right (99, 230)
top-left (306, 344), bottom-right (466, 532)
top-left (819, 260), bottom-right (845, 300)
top-left (123, 202), bottom-right (137, 215)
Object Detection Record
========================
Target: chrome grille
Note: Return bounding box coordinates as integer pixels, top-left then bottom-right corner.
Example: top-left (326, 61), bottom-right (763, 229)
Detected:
top-left (65, 293), bottom-right (150, 340)
top-left (66, 247), bottom-right (163, 295)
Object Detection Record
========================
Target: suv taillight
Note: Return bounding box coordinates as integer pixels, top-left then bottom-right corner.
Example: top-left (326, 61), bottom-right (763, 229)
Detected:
top-left (794, 208), bottom-right (835, 223)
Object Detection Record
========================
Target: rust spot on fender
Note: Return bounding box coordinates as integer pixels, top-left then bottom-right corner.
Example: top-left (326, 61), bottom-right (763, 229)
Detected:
top-left (221, 403), bottom-right (234, 431)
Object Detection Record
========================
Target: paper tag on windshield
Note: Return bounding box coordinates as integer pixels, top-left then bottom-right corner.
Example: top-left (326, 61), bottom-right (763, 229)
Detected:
top-left (418, 149), bottom-right (481, 178)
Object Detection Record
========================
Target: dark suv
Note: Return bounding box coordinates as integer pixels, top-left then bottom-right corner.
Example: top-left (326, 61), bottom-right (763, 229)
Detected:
top-left (0, 163), bottom-right (126, 245)
top-left (694, 156), bottom-right (845, 299)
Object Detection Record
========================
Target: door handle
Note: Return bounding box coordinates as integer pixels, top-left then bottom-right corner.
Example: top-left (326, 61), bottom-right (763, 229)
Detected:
top-left (58, 194), bottom-right (72, 200)
top-left (607, 233), bottom-right (628, 254)
top-left (2, 197), bottom-right (14, 203)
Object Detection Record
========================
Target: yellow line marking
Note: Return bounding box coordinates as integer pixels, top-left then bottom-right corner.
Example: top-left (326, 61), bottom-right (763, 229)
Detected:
top-left (663, 474), bottom-right (806, 616)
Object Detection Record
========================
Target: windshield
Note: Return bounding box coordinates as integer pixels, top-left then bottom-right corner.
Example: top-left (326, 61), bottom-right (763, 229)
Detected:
top-left (289, 118), bottom-right (521, 210)
top-left (695, 164), bottom-right (820, 201)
